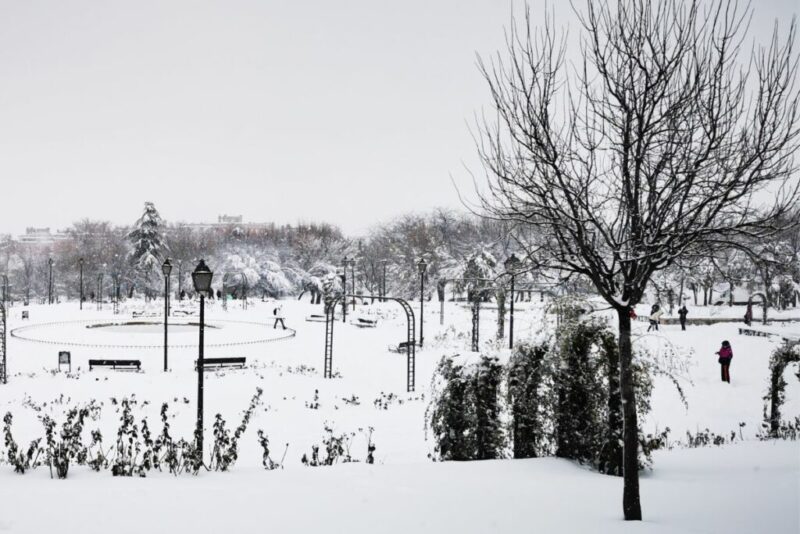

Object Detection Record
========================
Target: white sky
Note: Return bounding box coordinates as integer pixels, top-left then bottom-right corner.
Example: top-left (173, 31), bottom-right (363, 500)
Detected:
top-left (0, 0), bottom-right (796, 236)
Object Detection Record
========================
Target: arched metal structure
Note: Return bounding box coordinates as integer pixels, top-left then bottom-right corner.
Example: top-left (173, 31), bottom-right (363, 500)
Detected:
top-left (324, 294), bottom-right (417, 392)
top-left (0, 300), bottom-right (6, 384)
top-left (96, 273), bottom-right (104, 311)
top-left (221, 271), bottom-right (249, 311)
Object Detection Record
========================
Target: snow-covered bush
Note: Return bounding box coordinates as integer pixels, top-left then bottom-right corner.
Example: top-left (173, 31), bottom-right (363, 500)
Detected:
top-left (209, 388), bottom-right (263, 472)
top-left (507, 341), bottom-right (554, 459)
top-left (41, 405), bottom-right (96, 479)
top-left (427, 353), bottom-right (506, 461)
top-left (2, 413), bottom-right (42, 474)
top-left (764, 341), bottom-right (800, 437)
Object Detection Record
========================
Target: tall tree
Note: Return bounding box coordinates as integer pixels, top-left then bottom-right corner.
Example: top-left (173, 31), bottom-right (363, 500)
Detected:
top-left (476, 0), bottom-right (799, 520)
top-left (128, 202), bottom-right (168, 297)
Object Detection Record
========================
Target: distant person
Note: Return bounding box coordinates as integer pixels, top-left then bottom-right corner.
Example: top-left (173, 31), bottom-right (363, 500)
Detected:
top-left (629, 307), bottom-right (637, 321)
top-left (273, 304), bottom-right (286, 330)
top-left (180, 289), bottom-right (186, 301)
top-left (715, 340), bottom-right (733, 383)
top-left (678, 305), bottom-right (688, 331)
top-left (744, 301), bottom-right (753, 326)
top-left (648, 304), bottom-right (663, 332)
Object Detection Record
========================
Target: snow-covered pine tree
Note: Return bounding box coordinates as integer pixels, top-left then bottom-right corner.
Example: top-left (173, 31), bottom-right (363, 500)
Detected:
top-left (128, 202), bottom-right (168, 298)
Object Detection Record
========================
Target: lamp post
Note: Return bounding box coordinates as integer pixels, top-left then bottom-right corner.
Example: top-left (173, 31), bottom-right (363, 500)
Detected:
top-left (192, 259), bottom-right (213, 459)
top-left (341, 256), bottom-right (348, 323)
top-left (162, 258), bottom-right (172, 372)
top-left (176, 260), bottom-right (183, 299)
top-left (349, 258), bottom-right (356, 311)
top-left (78, 258), bottom-right (84, 310)
top-left (47, 258), bottom-right (54, 305)
top-left (417, 258), bottom-right (427, 348)
top-left (504, 254), bottom-right (522, 350)
top-left (380, 259), bottom-right (388, 301)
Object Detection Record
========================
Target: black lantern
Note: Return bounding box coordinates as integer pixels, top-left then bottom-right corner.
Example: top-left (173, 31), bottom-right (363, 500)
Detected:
top-left (162, 258), bottom-right (173, 277)
top-left (192, 259), bottom-right (213, 294)
top-left (504, 253), bottom-right (521, 273)
top-left (417, 257), bottom-right (427, 274)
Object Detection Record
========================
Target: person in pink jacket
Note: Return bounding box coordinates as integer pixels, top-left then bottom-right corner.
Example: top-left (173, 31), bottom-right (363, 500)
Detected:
top-left (715, 340), bottom-right (733, 383)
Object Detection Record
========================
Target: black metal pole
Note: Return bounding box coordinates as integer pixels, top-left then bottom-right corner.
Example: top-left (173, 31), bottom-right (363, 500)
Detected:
top-left (419, 272), bottom-right (424, 348)
top-left (382, 261), bottom-right (387, 302)
top-left (79, 262), bottom-right (83, 310)
top-left (48, 261), bottom-right (53, 305)
top-left (197, 293), bottom-right (205, 458)
top-left (509, 273), bottom-right (515, 350)
top-left (164, 275), bottom-right (169, 372)
top-left (350, 260), bottom-right (356, 311)
top-left (342, 267), bottom-right (347, 323)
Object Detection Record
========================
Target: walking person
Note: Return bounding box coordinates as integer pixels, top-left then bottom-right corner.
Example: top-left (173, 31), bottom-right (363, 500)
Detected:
top-left (715, 340), bottom-right (733, 383)
top-left (272, 304), bottom-right (286, 330)
top-left (744, 301), bottom-right (753, 326)
top-left (678, 305), bottom-right (688, 331)
top-left (647, 304), bottom-right (663, 332)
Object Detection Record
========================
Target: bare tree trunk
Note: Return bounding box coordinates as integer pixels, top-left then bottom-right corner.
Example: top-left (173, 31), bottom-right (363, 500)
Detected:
top-left (729, 280), bottom-right (734, 306)
top-left (618, 310), bottom-right (641, 520)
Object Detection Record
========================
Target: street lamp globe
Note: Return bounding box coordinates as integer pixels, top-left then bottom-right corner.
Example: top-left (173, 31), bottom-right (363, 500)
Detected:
top-left (191, 260), bottom-right (213, 294)
top-left (162, 258), bottom-right (173, 277)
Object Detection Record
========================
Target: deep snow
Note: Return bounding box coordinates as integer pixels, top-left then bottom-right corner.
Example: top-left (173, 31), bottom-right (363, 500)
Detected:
top-left (0, 298), bottom-right (798, 533)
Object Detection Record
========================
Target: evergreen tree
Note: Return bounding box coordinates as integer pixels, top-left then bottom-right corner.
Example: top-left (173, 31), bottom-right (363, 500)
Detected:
top-left (128, 202), bottom-right (168, 297)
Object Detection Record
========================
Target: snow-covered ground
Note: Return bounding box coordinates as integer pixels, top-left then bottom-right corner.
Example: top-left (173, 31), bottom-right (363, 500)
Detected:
top-left (0, 298), bottom-right (798, 533)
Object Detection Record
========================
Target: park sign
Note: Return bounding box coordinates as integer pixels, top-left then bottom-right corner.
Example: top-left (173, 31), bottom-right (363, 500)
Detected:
top-left (58, 351), bottom-right (71, 372)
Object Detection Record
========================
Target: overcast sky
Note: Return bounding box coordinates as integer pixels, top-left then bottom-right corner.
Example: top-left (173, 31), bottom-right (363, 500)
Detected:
top-left (0, 0), bottom-right (796, 237)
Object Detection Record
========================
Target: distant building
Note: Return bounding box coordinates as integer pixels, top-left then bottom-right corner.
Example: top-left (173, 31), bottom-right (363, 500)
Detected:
top-left (16, 227), bottom-right (70, 245)
top-left (175, 215), bottom-right (275, 232)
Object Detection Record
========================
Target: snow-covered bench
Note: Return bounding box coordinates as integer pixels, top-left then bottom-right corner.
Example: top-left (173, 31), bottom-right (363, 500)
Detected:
top-left (351, 317), bottom-right (378, 328)
top-left (195, 357), bottom-right (246, 371)
top-left (131, 310), bottom-right (159, 318)
top-left (388, 341), bottom-right (416, 353)
top-left (89, 359), bottom-right (141, 372)
top-left (738, 327), bottom-right (772, 338)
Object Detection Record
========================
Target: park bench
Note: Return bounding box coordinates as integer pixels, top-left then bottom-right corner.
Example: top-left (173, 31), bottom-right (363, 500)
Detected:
top-left (738, 327), bottom-right (772, 338)
top-left (131, 310), bottom-right (159, 318)
top-left (351, 317), bottom-right (378, 328)
top-left (195, 357), bottom-right (246, 371)
top-left (89, 359), bottom-right (141, 371)
top-left (172, 309), bottom-right (196, 317)
top-left (305, 314), bottom-right (327, 322)
top-left (388, 341), bottom-right (416, 353)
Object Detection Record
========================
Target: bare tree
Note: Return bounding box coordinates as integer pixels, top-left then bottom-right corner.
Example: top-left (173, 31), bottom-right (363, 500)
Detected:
top-left (475, 0), bottom-right (799, 520)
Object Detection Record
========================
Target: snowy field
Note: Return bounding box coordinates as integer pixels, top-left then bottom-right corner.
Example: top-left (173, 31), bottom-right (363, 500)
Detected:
top-left (0, 298), bottom-right (798, 533)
